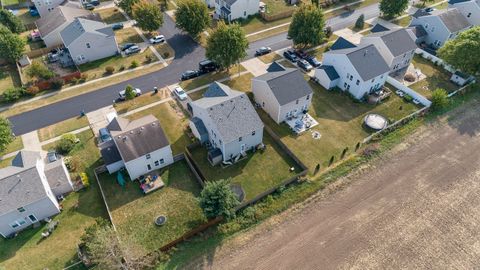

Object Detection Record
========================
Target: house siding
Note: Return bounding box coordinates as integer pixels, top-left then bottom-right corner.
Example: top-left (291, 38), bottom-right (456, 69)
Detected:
top-left (106, 160), bottom-right (125, 174)
top-left (49, 162), bottom-right (74, 197)
top-left (33, 0), bottom-right (64, 17)
top-left (67, 32), bottom-right (119, 65)
top-left (278, 95), bottom-right (312, 123)
top-left (411, 16), bottom-right (454, 48)
top-left (252, 79), bottom-right (281, 123)
top-left (450, 1), bottom-right (480, 26)
top-left (215, 0), bottom-right (259, 21)
top-left (361, 36), bottom-right (416, 73)
top-left (221, 127), bottom-right (263, 161)
top-left (124, 145), bottom-right (174, 180)
top-left (41, 22), bottom-right (70, 48)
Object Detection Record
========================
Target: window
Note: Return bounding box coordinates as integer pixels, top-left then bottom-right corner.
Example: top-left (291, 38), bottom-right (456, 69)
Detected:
top-left (306, 94), bottom-right (310, 100)
top-left (346, 73), bottom-right (350, 78)
top-left (28, 215), bottom-right (37, 223)
top-left (147, 164), bottom-right (151, 170)
top-left (146, 154), bottom-right (151, 159)
top-left (86, 43), bottom-right (91, 48)
top-left (424, 23), bottom-right (429, 29)
top-left (356, 79), bottom-right (360, 85)
top-left (160, 159), bottom-right (164, 164)
top-left (431, 26), bottom-right (435, 32)
top-left (9, 222), bottom-right (19, 229)
top-left (18, 219), bottom-right (26, 225)
top-left (154, 160), bottom-right (159, 166)
top-left (252, 131), bottom-right (255, 136)
top-left (371, 79), bottom-right (375, 83)
top-left (344, 82), bottom-right (347, 88)
top-left (239, 137), bottom-right (242, 142)
top-left (467, 12), bottom-right (472, 18)
top-left (262, 102), bottom-right (265, 107)
top-left (219, 139), bottom-right (222, 145)
top-left (296, 99), bottom-right (299, 104)
top-left (350, 75), bottom-right (353, 81)
top-left (244, 11), bottom-right (246, 16)
top-left (17, 207), bottom-right (25, 212)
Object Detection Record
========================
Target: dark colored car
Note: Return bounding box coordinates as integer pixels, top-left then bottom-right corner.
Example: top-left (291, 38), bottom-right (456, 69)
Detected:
top-left (198, 60), bottom-right (219, 74)
top-left (283, 49), bottom-right (298, 63)
top-left (255, 46), bottom-right (272, 56)
top-left (111, 23), bottom-right (124, 30)
top-left (305, 56), bottom-right (321, 68)
top-left (181, 70), bottom-right (200, 81)
top-left (297, 59), bottom-right (313, 72)
top-left (99, 128), bottom-right (112, 142)
top-left (121, 43), bottom-right (135, 51)
top-left (84, 3), bottom-right (95, 10)
top-left (295, 49), bottom-right (308, 59)
top-left (90, 0), bottom-right (100, 5)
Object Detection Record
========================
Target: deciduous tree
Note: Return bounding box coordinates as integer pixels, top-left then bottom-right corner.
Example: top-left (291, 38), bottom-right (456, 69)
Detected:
top-left (132, 0), bottom-right (164, 32)
top-left (288, 4), bottom-right (326, 48)
top-left (118, 0), bottom-right (140, 16)
top-left (0, 9), bottom-right (25, 33)
top-left (125, 84), bottom-right (136, 100)
top-left (0, 117), bottom-right (14, 152)
top-left (438, 26), bottom-right (480, 75)
top-left (379, 0), bottom-right (409, 18)
top-left (430, 88), bottom-right (449, 111)
top-left (205, 22), bottom-right (248, 70)
top-left (199, 179), bottom-right (240, 220)
top-left (175, 0), bottom-right (210, 38)
top-left (0, 25), bottom-right (25, 63)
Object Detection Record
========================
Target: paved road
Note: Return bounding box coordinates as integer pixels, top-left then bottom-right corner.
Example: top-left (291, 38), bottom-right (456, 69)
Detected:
top-left (9, 4), bottom-right (381, 135)
top-left (190, 102), bottom-right (480, 270)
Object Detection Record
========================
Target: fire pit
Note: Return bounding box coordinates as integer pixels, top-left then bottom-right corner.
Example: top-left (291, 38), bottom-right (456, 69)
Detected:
top-left (155, 215), bottom-right (167, 226)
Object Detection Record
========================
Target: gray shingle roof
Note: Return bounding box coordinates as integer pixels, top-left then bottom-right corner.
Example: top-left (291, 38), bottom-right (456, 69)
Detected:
top-left (11, 150), bottom-right (40, 168)
top-left (327, 44), bottom-right (390, 81)
top-left (110, 115), bottom-right (170, 162)
top-left (367, 28), bottom-right (418, 57)
top-left (100, 140), bottom-right (122, 165)
top-left (44, 160), bottom-right (70, 191)
top-left (330, 37), bottom-right (357, 50)
top-left (318, 65), bottom-right (339, 80)
top-left (412, 8), bottom-right (432, 18)
top-left (370, 23), bottom-right (390, 33)
top-left (61, 18), bottom-right (113, 47)
top-left (35, 6), bottom-right (92, 37)
top-left (192, 82), bottom-right (264, 143)
top-left (448, 0), bottom-right (473, 5)
top-left (437, 8), bottom-right (471, 32)
top-left (253, 68), bottom-right (313, 105)
top-left (408, 25), bottom-right (428, 38)
top-left (0, 151), bottom-right (48, 216)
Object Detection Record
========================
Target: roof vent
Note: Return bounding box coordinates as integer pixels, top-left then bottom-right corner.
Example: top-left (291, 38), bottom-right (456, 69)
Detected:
top-left (123, 136), bottom-right (128, 141)
top-left (151, 122), bottom-right (156, 126)
top-left (130, 131), bottom-right (134, 134)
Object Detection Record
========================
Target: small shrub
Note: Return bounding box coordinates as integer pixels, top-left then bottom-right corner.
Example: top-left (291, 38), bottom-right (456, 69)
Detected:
top-left (50, 78), bottom-right (64, 90)
top-left (70, 77), bottom-right (79, 85)
top-left (145, 54), bottom-right (153, 63)
top-left (26, 61), bottom-right (55, 81)
top-left (324, 26), bottom-right (332, 37)
top-left (2, 87), bottom-right (24, 102)
top-left (64, 156), bottom-right (77, 171)
top-left (119, 65), bottom-right (126, 71)
top-left (105, 66), bottom-right (115, 74)
top-left (55, 133), bottom-right (78, 154)
top-left (431, 88), bottom-right (449, 111)
top-left (162, 52), bottom-right (170, 59)
top-left (25, 86), bottom-right (40, 96)
top-left (79, 73), bottom-right (88, 82)
top-left (362, 143), bottom-right (380, 158)
top-left (80, 172), bottom-right (90, 188)
top-left (403, 94), bottom-right (413, 102)
top-left (130, 60), bottom-right (139, 68)
top-left (355, 14), bottom-right (365, 29)
top-left (125, 84), bottom-right (136, 100)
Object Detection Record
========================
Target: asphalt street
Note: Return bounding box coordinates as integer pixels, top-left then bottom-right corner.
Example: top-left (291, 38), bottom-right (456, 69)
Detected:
top-left (8, 3), bottom-right (380, 135)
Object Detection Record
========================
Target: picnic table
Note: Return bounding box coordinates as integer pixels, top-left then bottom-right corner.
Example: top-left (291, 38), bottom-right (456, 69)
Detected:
top-left (140, 174), bottom-right (165, 194)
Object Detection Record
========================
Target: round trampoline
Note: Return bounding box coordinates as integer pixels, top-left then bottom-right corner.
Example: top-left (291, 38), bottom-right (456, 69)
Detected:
top-left (155, 215), bottom-right (167, 226)
top-left (364, 114), bottom-right (388, 130)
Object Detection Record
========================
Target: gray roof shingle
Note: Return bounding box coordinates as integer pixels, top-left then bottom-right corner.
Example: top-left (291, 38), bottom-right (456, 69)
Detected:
top-left (35, 6), bottom-right (95, 38)
top-left (253, 68), bottom-right (313, 105)
top-left (370, 23), bottom-right (390, 33)
top-left (99, 140), bottom-right (122, 165)
top-left (318, 65), bottom-right (339, 80)
top-left (367, 28), bottom-right (418, 57)
top-left (437, 8), bottom-right (471, 32)
top-left (44, 160), bottom-right (70, 191)
top-left (330, 37), bottom-right (357, 50)
top-left (61, 18), bottom-right (113, 47)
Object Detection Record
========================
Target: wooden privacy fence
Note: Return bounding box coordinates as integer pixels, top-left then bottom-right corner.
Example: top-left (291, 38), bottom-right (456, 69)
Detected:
top-left (260, 9), bottom-right (295, 22)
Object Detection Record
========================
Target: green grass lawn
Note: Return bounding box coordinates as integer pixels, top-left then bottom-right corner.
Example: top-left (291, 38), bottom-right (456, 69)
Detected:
top-left (258, 82), bottom-right (420, 172)
top-left (179, 65), bottom-right (246, 91)
top-left (0, 156), bottom-right (14, 168)
top-left (0, 130), bottom-right (108, 270)
top-left (0, 65), bottom-right (21, 94)
top-left (114, 88), bottom-right (170, 114)
top-left (0, 137), bottom-right (23, 156)
top-left (278, 59), bottom-right (296, 68)
top-left (126, 101), bottom-right (192, 155)
top-left (16, 8), bottom-right (38, 25)
top-left (115, 28), bottom-right (143, 44)
top-left (392, 15), bottom-right (411, 27)
top-left (37, 116), bottom-right (90, 142)
top-left (189, 132), bottom-right (301, 201)
top-left (239, 16), bottom-right (292, 35)
top-left (96, 7), bottom-right (127, 24)
top-left (262, 0), bottom-right (295, 16)
top-left (348, 23), bottom-right (372, 33)
top-left (258, 52), bottom-right (283, 64)
top-left (187, 73), bottom-right (254, 101)
top-left (99, 160), bottom-right (206, 253)
top-left (154, 43), bottom-right (175, 59)
top-left (409, 55), bottom-right (458, 99)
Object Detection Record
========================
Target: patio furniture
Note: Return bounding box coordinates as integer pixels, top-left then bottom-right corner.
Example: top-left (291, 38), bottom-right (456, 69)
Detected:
top-left (140, 174), bottom-right (165, 194)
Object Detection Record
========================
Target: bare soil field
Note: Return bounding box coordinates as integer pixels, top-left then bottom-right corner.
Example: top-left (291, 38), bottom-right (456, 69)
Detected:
top-left (188, 99), bottom-right (480, 270)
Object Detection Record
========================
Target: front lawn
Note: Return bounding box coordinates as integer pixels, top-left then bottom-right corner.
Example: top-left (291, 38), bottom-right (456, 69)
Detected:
top-left (126, 101), bottom-right (192, 155)
top-left (37, 116), bottom-right (90, 142)
top-left (0, 137), bottom-right (23, 156)
top-left (0, 130), bottom-right (108, 270)
top-left (239, 16), bottom-right (292, 35)
top-left (392, 15), bottom-right (411, 27)
top-left (0, 157), bottom-right (14, 168)
top-left (187, 73), bottom-right (254, 101)
top-left (96, 7), bottom-right (127, 24)
top-left (179, 65), bottom-right (246, 91)
top-left (114, 88), bottom-right (170, 114)
top-left (0, 65), bottom-right (21, 94)
top-left (348, 22), bottom-right (372, 33)
top-left (115, 28), bottom-right (143, 44)
top-left (154, 43), bottom-right (175, 60)
top-left (100, 160), bottom-right (206, 253)
top-left (259, 82), bottom-right (420, 172)
top-left (409, 55), bottom-right (458, 99)
top-left (189, 132), bottom-right (301, 201)
top-left (258, 52), bottom-right (283, 64)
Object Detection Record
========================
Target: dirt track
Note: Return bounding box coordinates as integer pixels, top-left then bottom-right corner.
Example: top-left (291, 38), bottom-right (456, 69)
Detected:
top-left (190, 101), bottom-right (480, 270)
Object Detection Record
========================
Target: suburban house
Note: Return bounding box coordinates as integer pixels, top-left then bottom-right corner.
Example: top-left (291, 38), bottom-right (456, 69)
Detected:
top-left (0, 151), bottom-right (73, 238)
top-left (99, 115), bottom-right (174, 180)
top-left (448, 0), bottom-right (480, 26)
top-left (409, 8), bottom-right (472, 48)
top-left (314, 41), bottom-right (390, 99)
top-left (188, 82), bottom-right (264, 165)
top-left (361, 27), bottom-right (418, 73)
top-left (214, 0), bottom-right (259, 22)
top-left (32, 0), bottom-right (81, 17)
top-left (252, 63), bottom-right (313, 124)
top-left (60, 18), bottom-right (119, 65)
top-left (35, 5), bottom-right (95, 48)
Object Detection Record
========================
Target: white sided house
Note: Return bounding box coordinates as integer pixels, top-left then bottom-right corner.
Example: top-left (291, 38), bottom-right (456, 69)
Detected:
top-left (0, 151), bottom-right (73, 238)
top-left (361, 26), bottom-right (418, 74)
top-left (99, 115), bottom-right (174, 180)
top-left (448, 0), bottom-right (480, 26)
top-left (409, 8), bottom-right (472, 48)
top-left (252, 63), bottom-right (313, 124)
top-left (35, 5), bottom-right (95, 48)
top-left (32, 0), bottom-right (81, 17)
top-left (215, 0), bottom-right (259, 21)
top-left (188, 82), bottom-right (264, 166)
top-left (314, 39), bottom-right (390, 100)
top-left (60, 18), bottom-right (119, 65)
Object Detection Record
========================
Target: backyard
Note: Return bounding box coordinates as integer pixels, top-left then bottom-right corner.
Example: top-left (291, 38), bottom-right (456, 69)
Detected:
top-left (96, 7), bottom-right (127, 24)
top-left (0, 130), bottom-right (108, 270)
top-left (409, 55), bottom-right (458, 99)
top-left (0, 65), bottom-right (21, 95)
top-left (189, 133), bottom-right (302, 201)
top-left (99, 160), bottom-right (206, 253)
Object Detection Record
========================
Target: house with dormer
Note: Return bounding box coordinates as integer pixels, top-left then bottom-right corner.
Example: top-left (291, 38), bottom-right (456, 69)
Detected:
top-left (214, 0), bottom-right (259, 21)
top-left (448, 0), bottom-right (480, 26)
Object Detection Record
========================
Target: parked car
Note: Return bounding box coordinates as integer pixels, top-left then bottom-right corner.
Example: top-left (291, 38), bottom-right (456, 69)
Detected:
top-left (181, 70), bottom-right (200, 81)
top-left (295, 49), bottom-right (308, 59)
top-left (121, 43), bottom-right (135, 51)
top-left (90, 0), bottom-right (100, 5)
top-left (149, 35), bottom-right (165, 44)
top-left (283, 49), bottom-right (298, 63)
top-left (255, 46), bottom-right (272, 56)
top-left (29, 6), bottom-right (39, 16)
top-left (47, 151), bottom-right (59, 163)
top-left (84, 3), bottom-right (95, 10)
top-left (111, 23), bottom-right (124, 30)
top-left (297, 59), bottom-right (313, 72)
top-left (425, 7), bottom-right (435, 12)
top-left (173, 86), bottom-right (188, 101)
top-left (99, 128), bottom-right (112, 143)
top-left (124, 45), bottom-right (140, 55)
top-left (118, 88), bottom-right (142, 100)
top-left (198, 59), bottom-right (219, 74)
top-left (305, 56), bottom-right (321, 68)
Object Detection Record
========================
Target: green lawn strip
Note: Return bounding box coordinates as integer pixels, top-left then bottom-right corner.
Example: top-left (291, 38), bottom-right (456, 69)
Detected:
top-left (0, 130), bottom-right (108, 270)
top-left (179, 65), bottom-right (246, 91)
top-left (409, 55), bottom-right (458, 99)
top-left (16, 8), bottom-right (37, 25)
top-left (258, 52), bottom-right (283, 64)
top-left (0, 65), bottom-right (21, 94)
top-left (392, 15), bottom-right (411, 27)
top-left (78, 51), bottom-right (158, 81)
top-left (37, 116), bottom-right (90, 142)
top-left (0, 137), bottom-right (23, 156)
top-left (278, 60), bottom-right (296, 68)
top-left (239, 16), bottom-right (292, 35)
top-left (324, 0), bottom-right (379, 20)
top-left (96, 7), bottom-right (127, 24)
top-left (247, 24), bottom-right (290, 43)
top-left (126, 101), bottom-right (193, 155)
top-left (348, 22), bottom-right (372, 33)
top-left (114, 90), bottom-right (169, 114)
top-left (0, 157), bottom-right (14, 168)
top-left (188, 73), bottom-right (254, 101)
top-left (115, 27), bottom-right (144, 44)
top-left (190, 132), bottom-right (300, 201)
top-left (100, 160), bottom-right (206, 253)
top-left (154, 43), bottom-right (175, 59)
